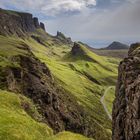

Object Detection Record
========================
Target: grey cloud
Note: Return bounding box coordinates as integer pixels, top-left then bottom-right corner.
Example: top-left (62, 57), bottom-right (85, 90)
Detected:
top-left (0, 0), bottom-right (96, 16)
top-left (45, 0), bottom-right (140, 47)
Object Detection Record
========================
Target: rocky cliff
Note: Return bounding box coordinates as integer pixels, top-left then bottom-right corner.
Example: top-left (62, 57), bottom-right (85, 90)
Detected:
top-left (113, 43), bottom-right (140, 140)
top-left (0, 8), bottom-right (45, 36)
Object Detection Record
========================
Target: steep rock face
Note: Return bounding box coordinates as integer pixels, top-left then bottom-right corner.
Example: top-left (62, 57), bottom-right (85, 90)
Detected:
top-left (40, 22), bottom-right (46, 31)
top-left (33, 17), bottom-right (40, 28)
top-left (0, 42), bottom-right (94, 137)
top-left (112, 43), bottom-right (140, 140)
top-left (0, 9), bottom-right (45, 36)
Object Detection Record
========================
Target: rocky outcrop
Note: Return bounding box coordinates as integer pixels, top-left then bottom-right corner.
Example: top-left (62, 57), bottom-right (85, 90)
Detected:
top-left (0, 9), bottom-right (45, 36)
top-left (112, 43), bottom-right (140, 140)
top-left (71, 42), bottom-right (86, 56)
top-left (71, 42), bottom-right (97, 63)
top-left (56, 31), bottom-right (73, 46)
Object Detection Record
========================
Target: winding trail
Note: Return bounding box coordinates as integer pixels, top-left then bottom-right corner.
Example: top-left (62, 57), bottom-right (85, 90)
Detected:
top-left (100, 86), bottom-right (113, 121)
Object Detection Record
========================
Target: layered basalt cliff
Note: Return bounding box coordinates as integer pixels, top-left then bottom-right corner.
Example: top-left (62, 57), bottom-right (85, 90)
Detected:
top-left (113, 43), bottom-right (140, 140)
top-left (0, 8), bottom-right (45, 36)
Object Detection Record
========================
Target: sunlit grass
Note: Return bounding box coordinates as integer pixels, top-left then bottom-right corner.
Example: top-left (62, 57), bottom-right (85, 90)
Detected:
top-left (103, 87), bottom-right (115, 115)
top-left (0, 90), bottom-right (53, 140)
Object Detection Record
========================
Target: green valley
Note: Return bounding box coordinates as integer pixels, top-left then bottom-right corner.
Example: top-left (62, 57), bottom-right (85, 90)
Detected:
top-left (0, 8), bottom-right (120, 140)
top-left (25, 33), bottom-right (119, 139)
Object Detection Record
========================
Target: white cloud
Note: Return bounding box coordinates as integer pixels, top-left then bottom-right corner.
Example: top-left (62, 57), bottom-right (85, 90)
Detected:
top-left (0, 0), bottom-right (96, 16)
top-left (41, 0), bottom-right (86, 16)
top-left (45, 0), bottom-right (140, 47)
top-left (41, 0), bottom-right (96, 16)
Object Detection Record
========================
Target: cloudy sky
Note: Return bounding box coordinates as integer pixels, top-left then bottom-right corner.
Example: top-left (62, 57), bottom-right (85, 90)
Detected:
top-left (0, 0), bottom-right (140, 48)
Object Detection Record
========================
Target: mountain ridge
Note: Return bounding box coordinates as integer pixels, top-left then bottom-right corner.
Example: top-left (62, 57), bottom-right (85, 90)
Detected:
top-left (102, 41), bottom-right (129, 50)
top-left (91, 41), bottom-right (129, 59)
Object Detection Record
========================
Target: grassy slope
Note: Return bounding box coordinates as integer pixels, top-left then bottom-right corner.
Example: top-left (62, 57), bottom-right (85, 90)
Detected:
top-left (0, 90), bottom-right (92, 140)
top-left (103, 87), bottom-right (115, 115)
top-left (0, 35), bottom-right (93, 140)
top-left (49, 132), bottom-right (93, 140)
top-left (23, 33), bottom-right (119, 139)
top-left (0, 90), bottom-right (53, 140)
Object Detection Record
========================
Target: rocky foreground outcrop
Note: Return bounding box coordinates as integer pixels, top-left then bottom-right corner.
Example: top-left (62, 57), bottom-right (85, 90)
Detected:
top-left (0, 8), bottom-right (45, 36)
top-left (112, 43), bottom-right (140, 140)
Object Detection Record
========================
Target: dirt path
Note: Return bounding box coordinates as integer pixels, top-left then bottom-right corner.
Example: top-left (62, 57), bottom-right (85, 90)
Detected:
top-left (100, 86), bottom-right (113, 120)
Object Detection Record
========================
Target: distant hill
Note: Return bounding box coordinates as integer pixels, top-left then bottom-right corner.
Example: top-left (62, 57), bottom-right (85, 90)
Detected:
top-left (85, 42), bottom-right (129, 59)
top-left (103, 41), bottom-right (129, 50)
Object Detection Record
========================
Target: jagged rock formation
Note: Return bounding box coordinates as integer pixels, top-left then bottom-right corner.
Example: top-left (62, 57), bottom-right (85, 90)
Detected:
top-left (0, 8), bottom-right (45, 36)
top-left (71, 42), bottom-right (96, 62)
top-left (56, 31), bottom-right (73, 46)
top-left (112, 43), bottom-right (140, 140)
top-left (104, 41), bottom-right (129, 50)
